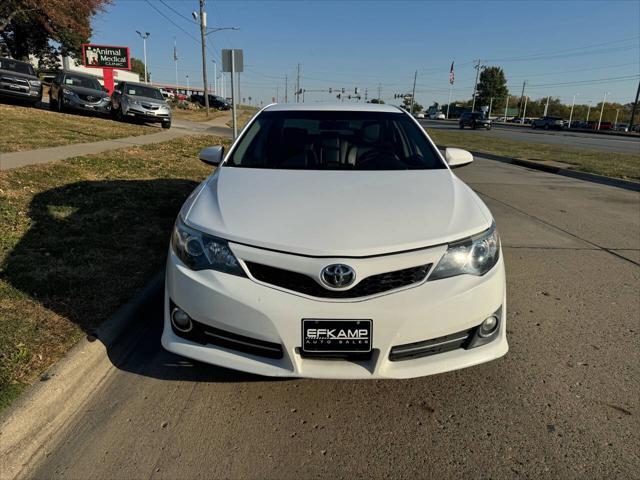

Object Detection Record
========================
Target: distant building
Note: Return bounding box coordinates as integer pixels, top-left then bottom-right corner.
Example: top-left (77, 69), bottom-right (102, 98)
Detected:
top-left (32, 55), bottom-right (140, 84)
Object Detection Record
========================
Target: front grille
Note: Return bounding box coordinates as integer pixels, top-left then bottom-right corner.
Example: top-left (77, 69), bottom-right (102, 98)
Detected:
top-left (245, 262), bottom-right (432, 299)
top-left (141, 103), bottom-right (159, 110)
top-left (170, 305), bottom-right (283, 359)
top-left (1, 76), bottom-right (29, 86)
top-left (389, 328), bottom-right (474, 362)
top-left (78, 93), bottom-right (100, 102)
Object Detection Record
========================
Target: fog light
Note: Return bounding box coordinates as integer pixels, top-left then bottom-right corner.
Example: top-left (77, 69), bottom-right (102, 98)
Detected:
top-left (171, 307), bottom-right (192, 332)
top-left (479, 315), bottom-right (499, 337)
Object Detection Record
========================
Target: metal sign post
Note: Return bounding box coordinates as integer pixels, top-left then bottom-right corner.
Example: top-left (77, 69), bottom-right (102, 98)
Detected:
top-left (222, 49), bottom-right (244, 140)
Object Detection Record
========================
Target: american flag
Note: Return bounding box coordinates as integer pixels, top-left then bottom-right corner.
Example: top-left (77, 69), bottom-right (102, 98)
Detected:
top-left (449, 61), bottom-right (455, 85)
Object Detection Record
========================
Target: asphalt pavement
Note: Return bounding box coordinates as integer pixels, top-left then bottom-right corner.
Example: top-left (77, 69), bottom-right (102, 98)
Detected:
top-left (25, 158), bottom-right (640, 479)
top-left (420, 118), bottom-right (640, 155)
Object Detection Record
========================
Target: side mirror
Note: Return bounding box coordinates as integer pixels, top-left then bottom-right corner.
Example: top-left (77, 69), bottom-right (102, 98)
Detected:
top-left (199, 146), bottom-right (225, 166)
top-left (445, 148), bottom-right (473, 168)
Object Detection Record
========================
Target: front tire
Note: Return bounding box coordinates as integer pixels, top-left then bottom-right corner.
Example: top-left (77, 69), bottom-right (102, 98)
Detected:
top-left (544, 124), bottom-right (549, 130)
top-left (161, 120), bottom-right (171, 129)
top-left (459, 123), bottom-right (464, 129)
top-left (486, 124), bottom-right (492, 130)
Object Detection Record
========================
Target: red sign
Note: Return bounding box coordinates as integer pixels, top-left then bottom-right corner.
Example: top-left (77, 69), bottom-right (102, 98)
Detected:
top-left (80, 44), bottom-right (131, 94)
top-left (81, 44), bottom-right (131, 70)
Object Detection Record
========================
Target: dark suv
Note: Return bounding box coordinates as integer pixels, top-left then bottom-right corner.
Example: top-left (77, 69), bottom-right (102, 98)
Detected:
top-left (0, 57), bottom-right (42, 105)
top-left (191, 93), bottom-right (231, 110)
top-left (459, 111), bottom-right (491, 130)
top-left (49, 71), bottom-right (111, 115)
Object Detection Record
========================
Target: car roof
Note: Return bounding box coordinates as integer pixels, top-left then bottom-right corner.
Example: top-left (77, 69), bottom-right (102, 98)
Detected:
top-left (263, 103), bottom-right (402, 113)
top-left (121, 81), bottom-right (160, 89)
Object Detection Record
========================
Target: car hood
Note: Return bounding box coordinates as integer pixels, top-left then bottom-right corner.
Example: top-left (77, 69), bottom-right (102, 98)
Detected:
top-left (0, 69), bottom-right (37, 80)
top-left (184, 168), bottom-right (492, 257)
top-left (65, 85), bottom-right (107, 98)
top-left (130, 95), bottom-right (167, 106)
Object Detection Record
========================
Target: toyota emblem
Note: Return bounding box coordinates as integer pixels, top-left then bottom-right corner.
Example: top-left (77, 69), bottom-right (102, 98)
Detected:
top-left (321, 264), bottom-right (356, 289)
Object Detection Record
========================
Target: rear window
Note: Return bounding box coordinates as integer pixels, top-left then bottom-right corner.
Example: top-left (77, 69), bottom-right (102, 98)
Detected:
top-left (226, 110), bottom-right (445, 171)
top-left (0, 58), bottom-right (35, 76)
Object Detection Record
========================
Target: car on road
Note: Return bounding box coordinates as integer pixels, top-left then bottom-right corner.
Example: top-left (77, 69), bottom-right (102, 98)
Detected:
top-left (459, 111), bottom-right (492, 130)
top-left (191, 93), bottom-right (231, 110)
top-left (413, 112), bottom-right (425, 119)
top-left (614, 123), bottom-right (629, 132)
top-left (111, 81), bottom-right (172, 128)
top-left (531, 116), bottom-right (564, 130)
top-left (49, 71), bottom-right (111, 115)
top-left (162, 103), bottom-right (507, 379)
top-left (430, 112), bottom-right (446, 120)
top-left (0, 57), bottom-right (42, 105)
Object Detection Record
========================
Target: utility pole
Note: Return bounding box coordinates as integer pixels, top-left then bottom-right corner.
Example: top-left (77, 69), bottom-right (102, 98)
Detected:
top-left (198, 0), bottom-right (209, 117)
top-left (296, 63), bottom-right (301, 103)
top-left (410, 70), bottom-right (417, 114)
top-left (173, 37), bottom-right (178, 91)
top-left (521, 95), bottom-right (529, 124)
top-left (519, 80), bottom-right (527, 120)
top-left (136, 31), bottom-right (150, 83)
top-left (377, 82), bottom-right (382, 101)
top-left (503, 96), bottom-right (509, 122)
top-left (568, 93), bottom-right (578, 129)
top-left (285, 75), bottom-right (288, 102)
top-left (544, 96), bottom-right (550, 116)
top-left (597, 91), bottom-right (609, 130)
top-left (627, 80), bottom-right (640, 131)
top-left (586, 101), bottom-right (592, 121)
top-left (212, 59), bottom-right (216, 94)
top-left (471, 59), bottom-right (484, 112)
top-left (488, 97), bottom-right (493, 118)
top-left (614, 109), bottom-right (619, 128)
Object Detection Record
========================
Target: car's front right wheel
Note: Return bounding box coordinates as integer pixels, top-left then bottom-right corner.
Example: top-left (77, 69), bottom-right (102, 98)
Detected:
top-left (162, 120), bottom-right (171, 129)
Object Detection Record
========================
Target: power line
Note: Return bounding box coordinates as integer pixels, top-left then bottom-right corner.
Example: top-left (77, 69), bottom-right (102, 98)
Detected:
top-left (157, 0), bottom-right (197, 25)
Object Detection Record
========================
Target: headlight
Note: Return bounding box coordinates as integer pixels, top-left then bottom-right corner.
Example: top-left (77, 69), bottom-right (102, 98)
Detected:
top-left (62, 88), bottom-right (74, 96)
top-left (428, 223), bottom-right (500, 281)
top-left (171, 217), bottom-right (245, 276)
top-left (28, 79), bottom-right (41, 87)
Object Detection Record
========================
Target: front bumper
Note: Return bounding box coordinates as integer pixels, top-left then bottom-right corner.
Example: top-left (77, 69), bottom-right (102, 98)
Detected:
top-left (123, 104), bottom-right (171, 123)
top-left (162, 245), bottom-right (508, 379)
top-left (0, 84), bottom-right (41, 102)
top-left (63, 96), bottom-right (111, 114)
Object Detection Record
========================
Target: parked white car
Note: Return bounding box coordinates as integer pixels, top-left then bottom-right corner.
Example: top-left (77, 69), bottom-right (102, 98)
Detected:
top-left (413, 112), bottom-right (425, 119)
top-left (159, 88), bottom-right (175, 100)
top-left (163, 103), bottom-right (507, 379)
top-left (430, 112), bottom-right (446, 120)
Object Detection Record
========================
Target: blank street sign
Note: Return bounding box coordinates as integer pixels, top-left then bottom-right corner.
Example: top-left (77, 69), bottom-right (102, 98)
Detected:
top-left (222, 49), bottom-right (244, 73)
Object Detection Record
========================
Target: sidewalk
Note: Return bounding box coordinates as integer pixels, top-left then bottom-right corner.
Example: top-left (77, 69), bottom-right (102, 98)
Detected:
top-left (0, 121), bottom-right (232, 171)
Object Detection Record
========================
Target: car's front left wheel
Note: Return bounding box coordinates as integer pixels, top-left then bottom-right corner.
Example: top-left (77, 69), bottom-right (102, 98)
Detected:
top-left (162, 120), bottom-right (171, 129)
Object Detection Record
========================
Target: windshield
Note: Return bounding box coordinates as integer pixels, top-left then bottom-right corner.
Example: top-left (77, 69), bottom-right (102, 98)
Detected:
top-left (124, 85), bottom-right (164, 100)
top-left (0, 58), bottom-right (35, 76)
top-left (226, 111), bottom-right (445, 171)
top-left (64, 74), bottom-right (101, 90)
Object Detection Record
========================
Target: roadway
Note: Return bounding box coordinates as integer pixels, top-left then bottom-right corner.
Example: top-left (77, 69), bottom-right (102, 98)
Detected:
top-left (27, 158), bottom-right (639, 479)
top-left (419, 118), bottom-right (640, 155)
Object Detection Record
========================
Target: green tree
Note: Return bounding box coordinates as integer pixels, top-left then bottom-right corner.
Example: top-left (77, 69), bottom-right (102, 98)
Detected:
top-left (401, 96), bottom-right (423, 112)
top-left (0, 0), bottom-right (111, 62)
top-left (476, 66), bottom-right (509, 109)
top-left (129, 57), bottom-right (149, 82)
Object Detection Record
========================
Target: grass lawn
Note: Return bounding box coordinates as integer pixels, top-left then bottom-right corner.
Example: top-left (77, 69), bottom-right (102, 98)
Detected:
top-left (171, 108), bottom-right (229, 123)
top-left (0, 103), bottom-right (155, 153)
top-left (428, 129), bottom-right (640, 181)
top-left (0, 134), bottom-right (228, 410)
top-left (226, 108), bottom-right (258, 130)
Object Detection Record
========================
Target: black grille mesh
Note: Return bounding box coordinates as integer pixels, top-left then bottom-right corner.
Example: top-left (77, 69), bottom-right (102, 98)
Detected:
top-left (245, 262), bottom-right (431, 299)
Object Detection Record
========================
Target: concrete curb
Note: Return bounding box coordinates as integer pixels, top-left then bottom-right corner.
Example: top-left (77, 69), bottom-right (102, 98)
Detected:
top-left (0, 272), bottom-right (164, 480)
top-left (467, 150), bottom-right (640, 192)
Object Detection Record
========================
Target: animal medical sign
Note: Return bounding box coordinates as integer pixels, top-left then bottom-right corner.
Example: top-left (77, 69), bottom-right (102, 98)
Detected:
top-left (81, 44), bottom-right (130, 69)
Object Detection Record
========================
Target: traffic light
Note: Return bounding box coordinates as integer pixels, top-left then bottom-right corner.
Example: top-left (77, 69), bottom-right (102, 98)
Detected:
top-left (355, 87), bottom-right (359, 95)
top-left (337, 93), bottom-right (341, 99)
top-left (341, 88), bottom-right (345, 94)
top-left (329, 88), bottom-right (332, 94)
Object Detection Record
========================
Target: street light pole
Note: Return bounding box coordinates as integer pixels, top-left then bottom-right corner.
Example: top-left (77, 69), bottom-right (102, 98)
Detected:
top-left (471, 59), bottom-right (484, 112)
top-left (568, 93), bottom-right (578, 129)
top-left (410, 70), bottom-right (417, 114)
top-left (597, 91), bottom-right (609, 130)
top-left (212, 59), bottom-right (217, 94)
top-left (586, 101), bottom-right (592, 122)
top-left (135, 31), bottom-right (150, 83)
top-left (503, 95), bottom-right (509, 122)
top-left (186, 74), bottom-right (189, 92)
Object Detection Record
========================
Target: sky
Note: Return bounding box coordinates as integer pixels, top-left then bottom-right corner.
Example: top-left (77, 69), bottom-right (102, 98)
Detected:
top-left (91, 0), bottom-right (640, 107)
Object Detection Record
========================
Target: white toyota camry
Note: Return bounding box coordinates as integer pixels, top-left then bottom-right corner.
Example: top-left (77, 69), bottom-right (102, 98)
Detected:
top-left (162, 103), bottom-right (507, 379)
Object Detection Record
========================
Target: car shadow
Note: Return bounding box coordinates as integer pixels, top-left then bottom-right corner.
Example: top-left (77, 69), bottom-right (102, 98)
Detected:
top-left (1, 178), bottom-right (272, 384)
